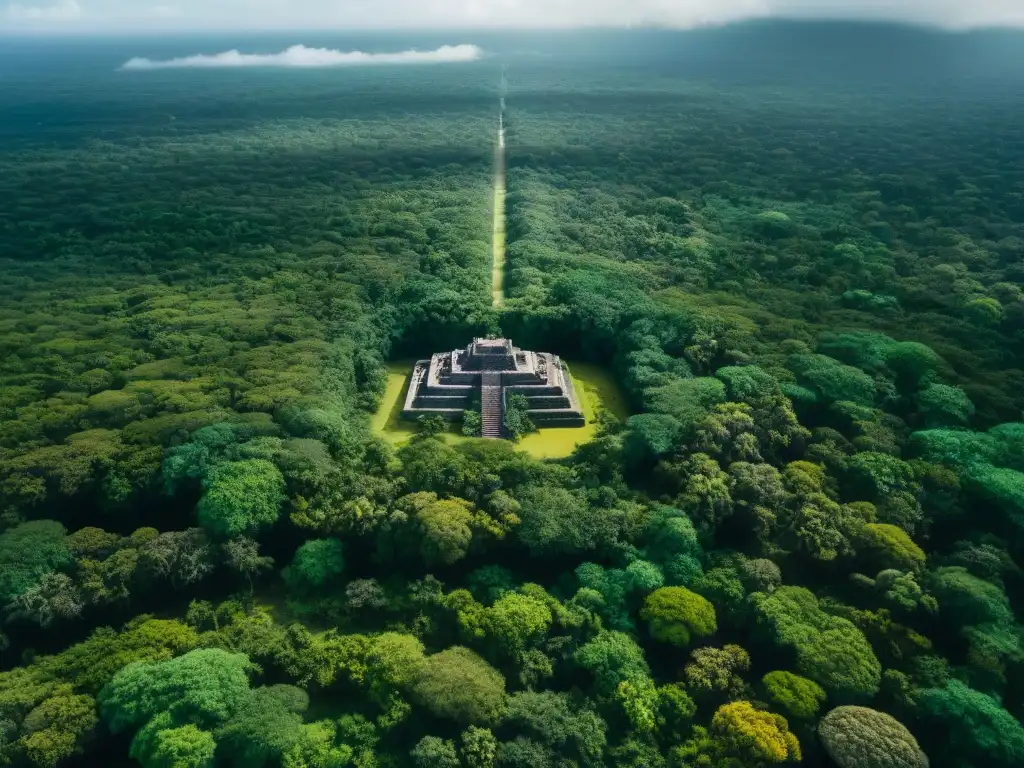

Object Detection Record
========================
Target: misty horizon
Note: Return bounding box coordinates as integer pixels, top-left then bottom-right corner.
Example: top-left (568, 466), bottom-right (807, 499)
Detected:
top-left (4, 0), bottom-right (1024, 34)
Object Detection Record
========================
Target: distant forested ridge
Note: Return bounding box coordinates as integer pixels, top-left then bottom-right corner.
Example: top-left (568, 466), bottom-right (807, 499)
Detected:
top-left (1, 23), bottom-right (1023, 768)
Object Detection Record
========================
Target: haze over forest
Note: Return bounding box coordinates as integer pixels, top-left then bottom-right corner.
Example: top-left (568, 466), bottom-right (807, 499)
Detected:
top-left (1, 12), bottom-right (1024, 768)
top-left (4, 0), bottom-right (1024, 31)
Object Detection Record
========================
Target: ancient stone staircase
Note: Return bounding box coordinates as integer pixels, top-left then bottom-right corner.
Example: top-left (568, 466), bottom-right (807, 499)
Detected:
top-left (480, 372), bottom-right (503, 438)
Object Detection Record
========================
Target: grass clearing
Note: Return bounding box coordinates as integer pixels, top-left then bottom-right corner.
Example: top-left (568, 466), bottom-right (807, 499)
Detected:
top-left (516, 361), bottom-right (628, 458)
top-left (370, 360), bottom-right (472, 446)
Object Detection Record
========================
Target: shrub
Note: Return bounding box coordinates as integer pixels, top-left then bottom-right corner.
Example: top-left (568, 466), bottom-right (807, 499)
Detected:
top-left (761, 671), bottom-right (826, 720)
top-left (640, 587), bottom-right (717, 647)
top-left (819, 706), bottom-right (927, 768)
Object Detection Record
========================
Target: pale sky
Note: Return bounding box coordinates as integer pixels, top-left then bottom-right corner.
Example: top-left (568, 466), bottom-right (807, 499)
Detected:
top-left (3, 0), bottom-right (1024, 32)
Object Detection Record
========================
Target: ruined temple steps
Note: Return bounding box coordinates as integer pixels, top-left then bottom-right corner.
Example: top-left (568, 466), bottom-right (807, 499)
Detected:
top-left (401, 337), bottom-right (585, 439)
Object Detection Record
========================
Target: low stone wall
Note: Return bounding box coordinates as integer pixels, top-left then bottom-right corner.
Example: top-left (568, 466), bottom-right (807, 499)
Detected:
top-left (530, 410), bottom-right (586, 427)
top-left (506, 385), bottom-right (562, 397)
top-left (504, 371), bottom-right (546, 385)
top-left (415, 395), bottom-right (471, 408)
top-left (401, 407), bottom-right (464, 422)
top-left (422, 383), bottom-right (473, 396)
top-left (522, 395), bottom-right (572, 409)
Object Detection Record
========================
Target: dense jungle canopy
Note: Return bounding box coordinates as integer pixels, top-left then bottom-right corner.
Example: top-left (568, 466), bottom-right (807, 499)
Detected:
top-left (0, 21), bottom-right (1023, 768)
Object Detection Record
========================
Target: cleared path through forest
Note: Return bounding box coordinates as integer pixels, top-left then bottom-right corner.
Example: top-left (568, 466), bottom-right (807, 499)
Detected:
top-left (491, 111), bottom-right (506, 306)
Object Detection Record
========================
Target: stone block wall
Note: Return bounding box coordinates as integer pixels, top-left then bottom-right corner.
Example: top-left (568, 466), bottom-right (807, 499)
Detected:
top-left (506, 385), bottom-right (562, 397)
top-left (399, 339), bottom-right (586, 434)
top-left (415, 395), bottom-right (472, 408)
top-left (401, 408), bottom-right (465, 422)
top-left (530, 410), bottom-right (586, 427)
top-left (520, 395), bottom-right (572, 409)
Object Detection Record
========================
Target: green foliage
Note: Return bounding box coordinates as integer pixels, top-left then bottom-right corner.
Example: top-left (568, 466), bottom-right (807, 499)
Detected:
top-left (676, 453), bottom-right (733, 534)
top-left (643, 378), bottom-right (725, 438)
top-left (655, 684), bottom-right (696, 742)
top-left (819, 706), bottom-right (927, 768)
top-left (917, 384), bottom-right (975, 427)
top-left (643, 505), bottom-right (702, 564)
top-left (784, 493), bottom-right (866, 562)
top-left (418, 415), bottom-right (448, 439)
top-left (860, 524), bottom-right (926, 573)
top-left (0, 521), bottom-right (73, 604)
top-left (640, 587), bottom-right (717, 647)
top-left (411, 647), bottom-right (505, 725)
top-left (710, 700), bottom-right (801, 764)
top-left (196, 460), bottom-right (286, 539)
top-left (616, 677), bottom-right (659, 733)
top-left (623, 414), bottom-right (681, 466)
top-left (282, 539), bottom-right (345, 592)
top-left (761, 671), bottom-right (825, 720)
top-left (4, 30), bottom-right (1024, 768)
top-left (910, 428), bottom-right (998, 467)
top-left (574, 631), bottom-right (650, 694)
top-left (494, 737), bottom-right (550, 768)
top-left (460, 726), bottom-right (497, 768)
top-left (514, 485), bottom-right (624, 556)
top-left (693, 566), bottom-right (747, 625)
top-left (917, 680), bottom-right (1024, 767)
top-left (626, 560), bottom-right (664, 592)
top-left (462, 411), bottom-right (483, 438)
top-left (281, 720), bottom-right (352, 768)
top-left (575, 563), bottom-right (634, 631)
top-left (501, 691), bottom-right (607, 767)
top-left (483, 593), bottom-right (553, 655)
top-left (714, 366), bottom-right (807, 453)
top-left (872, 570), bottom-right (938, 615)
top-left (788, 353), bottom-right (876, 406)
top-left (365, 632), bottom-right (426, 695)
top-left (131, 714), bottom-right (216, 768)
top-left (752, 587), bottom-right (881, 699)
top-left (963, 463), bottom-right (1024, 528)
top-left (222, 537), bottom-right (274, 593)
top-left (929, 566), bottom-right (1013, 627)
top-left (683, 644), bottom-right (751, 703)
top-left (216, 686), bottom-right (308, 768)
top-left (989, 422), bottom-right (1024, 470)
top-left (16, 688), bottom-right (98, 768)
top-left (161, 424), bottom-right (247, 493)
top-left (742, 558), bottom-right (782, 593)
top-left (730, 463), bottom-right (787, 538)
top-left (411, 736), bottom-right (460, 768)
top-left (99, 648), bottom-right (255, 733)
top-left (883, 342), bottom-right (943, 390)
top-left (417, 497), bottom-right (476, 566)
top-left (67, 527), bottom-right (122, 559)
top-left (846, 452), bottom-right (918, 501)
top-left (503, 394), bottom-right (537, 442)
top-left (964, 297), bottom-right (1003, 325)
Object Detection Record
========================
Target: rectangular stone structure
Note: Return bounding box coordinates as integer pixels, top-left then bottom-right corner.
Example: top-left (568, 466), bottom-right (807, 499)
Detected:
top-left (401, 337), bottom-right (585, 438)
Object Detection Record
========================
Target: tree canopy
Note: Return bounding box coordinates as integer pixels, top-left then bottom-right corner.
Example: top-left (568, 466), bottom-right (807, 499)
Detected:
top-left (1, 26), bottom-right (1023, 768)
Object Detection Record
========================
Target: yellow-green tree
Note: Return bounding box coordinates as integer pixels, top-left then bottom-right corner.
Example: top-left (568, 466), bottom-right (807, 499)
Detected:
top-left (711, 701), bottom-right (801, 764)
top-left (640, 586), bottom-right (717, 647)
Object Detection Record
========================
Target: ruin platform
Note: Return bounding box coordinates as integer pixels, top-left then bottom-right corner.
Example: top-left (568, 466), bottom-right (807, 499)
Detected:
top-left (401, 338), bottom-right (585, 438)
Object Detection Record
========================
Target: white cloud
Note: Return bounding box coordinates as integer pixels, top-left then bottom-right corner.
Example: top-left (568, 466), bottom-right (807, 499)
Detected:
top-left (6, 0), bottom-right (81, 20)
top-left (120, 44), bottom-right (485, 70)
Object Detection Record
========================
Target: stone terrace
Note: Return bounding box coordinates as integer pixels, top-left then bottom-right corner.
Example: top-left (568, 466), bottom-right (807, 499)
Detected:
top-left (402, 337), bottom-right (585, 438)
